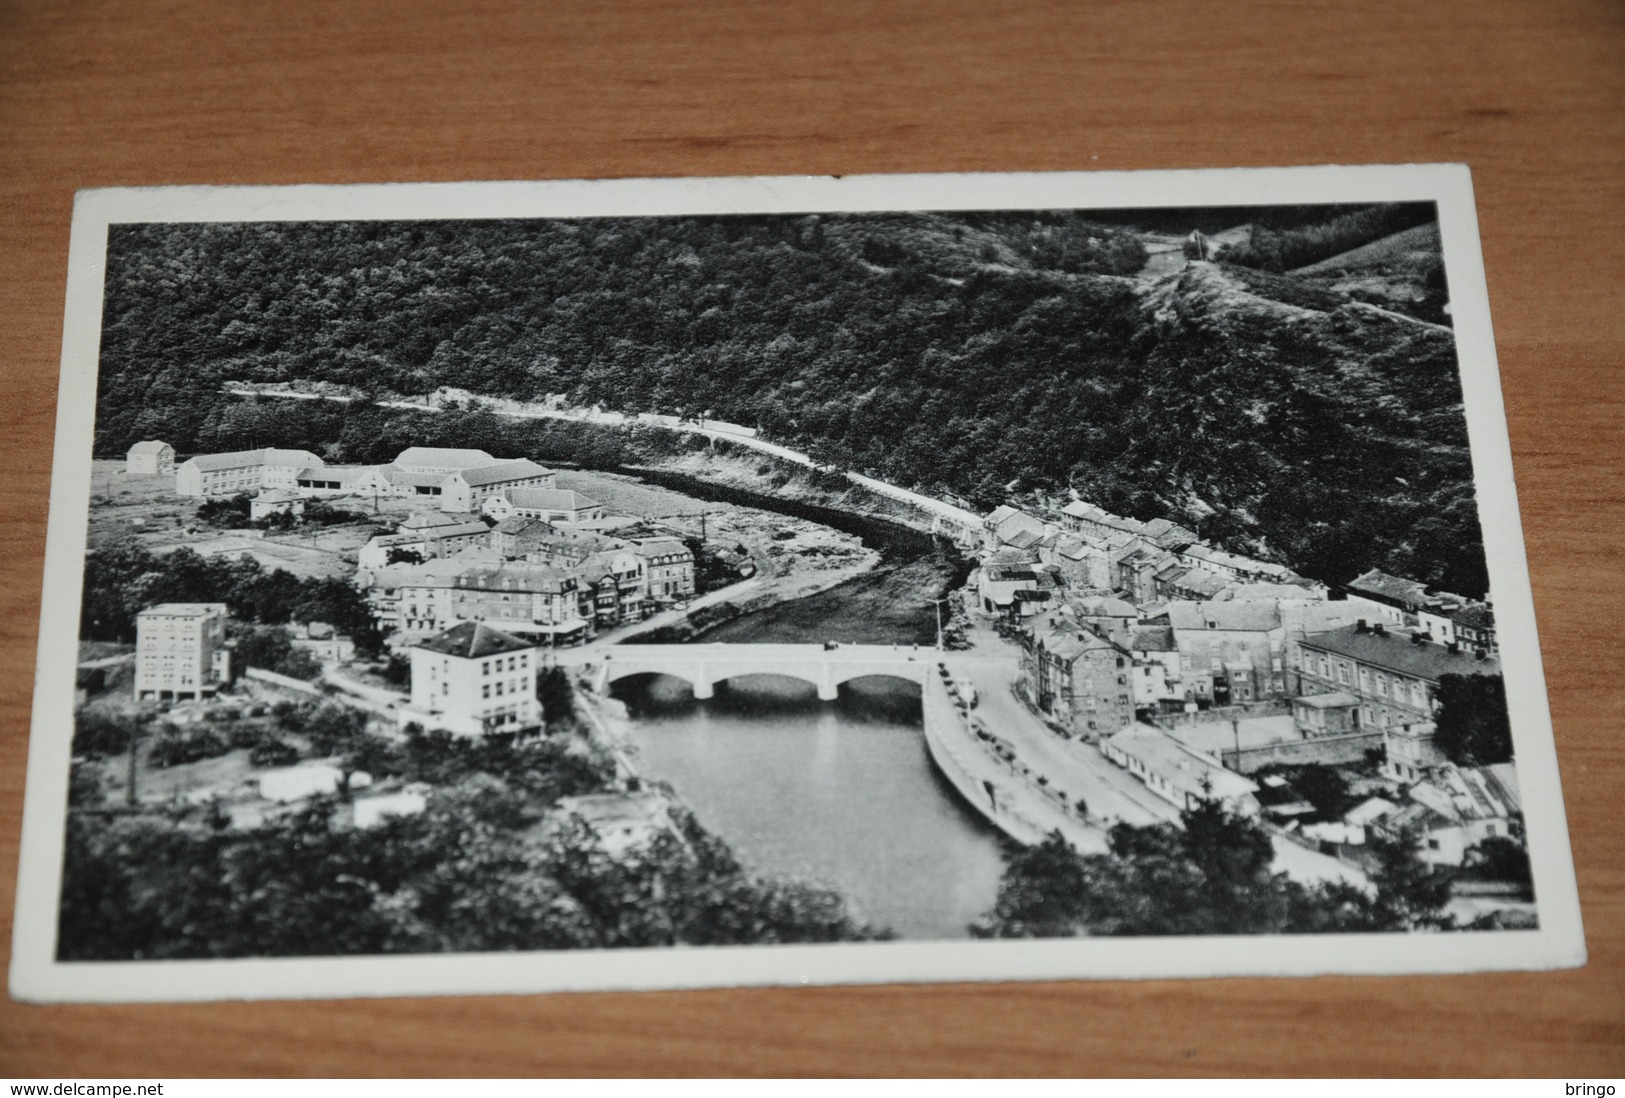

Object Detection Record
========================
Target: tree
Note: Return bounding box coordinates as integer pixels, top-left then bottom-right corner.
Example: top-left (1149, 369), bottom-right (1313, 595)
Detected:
top-left (1464, 835), bottom-right (1532, 888)
top-left (974, 798), bottom-right (1453, 938)
top-left (229, 623), bottom-right (322, 681)
top-left (386, 547), bottom-right (426, 566)
top-left (1433, 673), bottom-right (1512, 766)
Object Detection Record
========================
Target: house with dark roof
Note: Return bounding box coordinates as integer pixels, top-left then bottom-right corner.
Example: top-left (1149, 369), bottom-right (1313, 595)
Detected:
top-left (1296, 622), bottom-right (1501, 781)
top-left (400, 621), bottom-right (541, 738)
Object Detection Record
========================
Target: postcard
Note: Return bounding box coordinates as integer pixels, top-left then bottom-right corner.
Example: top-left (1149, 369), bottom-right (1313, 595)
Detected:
top-left (10, 166), bottom-right (1584, 1002)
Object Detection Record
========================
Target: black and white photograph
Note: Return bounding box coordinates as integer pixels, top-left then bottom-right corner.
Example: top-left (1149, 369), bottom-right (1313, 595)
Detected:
top-left (9, 168), bottom-right (1585, 1002)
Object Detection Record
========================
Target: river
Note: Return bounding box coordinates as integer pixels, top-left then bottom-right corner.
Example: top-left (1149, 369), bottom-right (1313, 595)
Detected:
top-left (611, 674), bottom-right (1009, 940)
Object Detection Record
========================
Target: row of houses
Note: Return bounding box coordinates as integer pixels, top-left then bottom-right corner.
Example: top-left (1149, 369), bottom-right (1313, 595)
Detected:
top-left (358, 518), bottom-right (697, 646)
top-left (978, 502), bottom-right (1326, 622)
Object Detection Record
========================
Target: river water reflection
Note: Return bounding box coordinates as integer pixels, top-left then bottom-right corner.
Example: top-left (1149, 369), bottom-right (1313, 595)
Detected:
top-left (611, 674), bottom-right (1008, 940)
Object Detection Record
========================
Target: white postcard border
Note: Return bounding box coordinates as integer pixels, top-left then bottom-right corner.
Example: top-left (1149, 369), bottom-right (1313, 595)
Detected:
top-left (10, 164), bottom-right (1586, 1003)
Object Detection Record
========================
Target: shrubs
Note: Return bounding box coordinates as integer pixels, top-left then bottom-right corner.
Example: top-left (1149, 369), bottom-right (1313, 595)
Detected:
top-left (249, 739), bottom-right (301, 768)
top-left (147, 726), bottom-right (230, 769)
top-left (73, 709), bottom-right (139, 758)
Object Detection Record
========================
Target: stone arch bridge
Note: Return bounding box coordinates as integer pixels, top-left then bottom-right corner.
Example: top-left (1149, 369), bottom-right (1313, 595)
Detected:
top-left (570, 643), bottom-right (939, 700)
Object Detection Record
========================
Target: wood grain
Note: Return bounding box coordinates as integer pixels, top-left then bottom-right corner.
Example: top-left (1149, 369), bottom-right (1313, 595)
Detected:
top-left (2, 0), bottom-right (1622, 1077)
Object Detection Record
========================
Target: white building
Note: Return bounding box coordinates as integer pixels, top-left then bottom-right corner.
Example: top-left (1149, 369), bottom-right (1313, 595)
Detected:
top-left (482, 487), bottom-right (605, 525)
top-left (175, 448), bottom-right (325, 498)
top-left (125, 440), bottom-right (174, 476)
top-left (134, 602), bottom-right (231, 701)
top-left (398, 621), bottom-right (541, 737)
top-left (439, 459), bottom-right (557, 513)
top-left (249, 489), bottom-right (307, 522)
top-left (390, 447), bottom-right (498, 476)
top-left (1101, 722), bottom-right (1262, 817)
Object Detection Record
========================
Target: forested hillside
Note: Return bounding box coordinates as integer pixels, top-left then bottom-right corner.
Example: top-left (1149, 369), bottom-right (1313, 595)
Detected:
top-left (92, 207), bottom-right (1487, 596)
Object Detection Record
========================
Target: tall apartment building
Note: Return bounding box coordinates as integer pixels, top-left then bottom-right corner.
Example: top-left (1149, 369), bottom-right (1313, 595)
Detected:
top-left (134, 603), bottom-right (231, 701)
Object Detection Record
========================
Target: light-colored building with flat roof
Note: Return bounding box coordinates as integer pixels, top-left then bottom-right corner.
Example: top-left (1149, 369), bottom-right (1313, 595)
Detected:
top-left (134, 602), bottom-right (231, 701)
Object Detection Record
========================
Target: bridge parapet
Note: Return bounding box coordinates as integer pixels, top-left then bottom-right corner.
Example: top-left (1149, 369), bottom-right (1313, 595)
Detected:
top-left (593, 643), bottom-right (934, 701)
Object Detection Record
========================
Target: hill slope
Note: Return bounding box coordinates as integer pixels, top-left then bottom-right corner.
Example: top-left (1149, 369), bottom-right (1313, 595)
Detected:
top-left (91, 211), bottom-right (1485, 596)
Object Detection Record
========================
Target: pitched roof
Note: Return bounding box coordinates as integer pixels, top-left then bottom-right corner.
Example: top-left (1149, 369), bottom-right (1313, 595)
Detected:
top-left (400, 510), bottom-right (470, 530)
top-left (421, 521), bottom-right (493, 540)
top-left (1129, 625), bottom-right (1177, 653)
top-left (416, 621), bottom-right (534, 659)
top-left (455, 458), bottom-right (555, 487)
top-left (127, 440), bottom-right (170, 455)
top-left (1184, 543), bottom-right (1293, 578)
top-left (383, 468), bottom-right (454, 488)
top-left (392, 446), bottom-right (496, 469)
top-left (1346, 568), bottom-right (1431, 608)
top-left (296, 464), bottom-right (377, 483)
top-left (628, 536), bottom-right (691, 558)
top-left (1074, 595), bottom-right (1137, 618)
top-left (182, 448), bottom-right (292, 472)
top-left (1298, 624), bottom-right (1502, 681)
top-left (455, 562), bottom-right (575, 592)
top-left (1166, 600), bottom-right (1282, 633)
top-left (504, 487), bottom-right (600, 511)
top-left (138, 602), bottom-right (227, 618)
top-left (1105, 724), bottom-right (1258, 801)
top-left (1293, 690), bottom-right (1360, 709)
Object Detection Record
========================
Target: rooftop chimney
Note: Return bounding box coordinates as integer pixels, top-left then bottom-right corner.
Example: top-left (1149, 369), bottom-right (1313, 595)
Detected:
top-left (1355, 619), bottom-right (1369, 633)
top-left (1372, 623), bottom-right (1386, 636)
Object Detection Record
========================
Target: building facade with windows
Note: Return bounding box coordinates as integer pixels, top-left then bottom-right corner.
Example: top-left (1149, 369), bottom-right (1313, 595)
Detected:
top-left (175, 448), bottom-right (325, 498)
top-left (400, 621), bottom-right (541, 738)
top-left (134, 602), bottom-right (232, 701)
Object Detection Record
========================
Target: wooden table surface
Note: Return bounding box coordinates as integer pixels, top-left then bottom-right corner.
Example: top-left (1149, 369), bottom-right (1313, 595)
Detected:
top-left (2, 0), bottom-right (1622, 1078)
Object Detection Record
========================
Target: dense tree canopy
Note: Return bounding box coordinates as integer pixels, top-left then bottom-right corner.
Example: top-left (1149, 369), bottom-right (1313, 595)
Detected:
top-left (974, 799), bottom-right (1453, 937)
top-left (59, 786), bottom-right (885, 960)
top-left (81, 545), bottom-right (384, 654)
top-left (1434, 673), bottom-right (1513, 766)
top-left (94, 207), bottom-right (1487, 595)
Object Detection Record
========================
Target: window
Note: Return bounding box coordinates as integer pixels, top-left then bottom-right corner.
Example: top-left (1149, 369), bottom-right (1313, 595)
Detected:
top-left (482, 685), bottom-right (491, 698)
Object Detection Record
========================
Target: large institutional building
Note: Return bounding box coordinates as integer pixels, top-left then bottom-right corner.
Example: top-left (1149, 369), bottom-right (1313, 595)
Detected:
top-left (133, 602), bottom-right (232, 701)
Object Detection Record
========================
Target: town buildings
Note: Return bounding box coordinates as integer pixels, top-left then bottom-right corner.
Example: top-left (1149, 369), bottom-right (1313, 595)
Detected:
top-left (175, 448), bottom-right (325, 498)
top-left (399, 621), bottom-right (541, 737)
top-left (126, 440), bottom-right (175, 476)
top-left (1296, 621), bottom-right (1501, 781)
top-left (1163, 600), bottom-right (1287, 706)
top-left (134, 602), bottom-right (232, 701)
top-left (630, 537), bottom-right (697, 603)
top-left (1344, 568), bottom-right (1497, 655)
top-left (1101, 723), bottom-right (1262, 816)
top-left (439, 459), bottom-right (557, 513)
top-left (249, 489), bottom-right (306, 522)
top-left (1374, 763), bottom-right (1522, 866)
top-left (1026, 613), bottom-right (1136, 737)
top-left (483, 487), bottom-right (605, 525)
